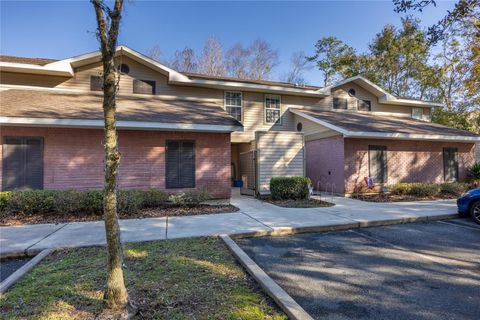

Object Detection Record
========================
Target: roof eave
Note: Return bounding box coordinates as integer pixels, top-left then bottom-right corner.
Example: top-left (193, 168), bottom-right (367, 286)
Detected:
top-left (0, 116), bottom-right (243, 133)
top-left (0, 62), bottom-right (73, 77)
top-left (345, 132), bottom-right (480, 142)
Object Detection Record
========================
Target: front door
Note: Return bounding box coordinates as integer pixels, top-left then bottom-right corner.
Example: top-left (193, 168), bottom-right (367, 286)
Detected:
top-left (443, 147), bottom-right (459, 182)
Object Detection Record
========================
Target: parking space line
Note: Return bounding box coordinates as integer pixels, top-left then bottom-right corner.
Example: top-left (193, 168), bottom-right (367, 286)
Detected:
top-left (436, 220), bottom-right (480, 231)
top-left (348, 229), bottom-right (479, 278)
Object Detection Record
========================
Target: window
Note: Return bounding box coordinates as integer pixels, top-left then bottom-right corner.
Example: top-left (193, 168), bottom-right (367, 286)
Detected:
top-left (90, 75), bottom-right (102, 91)
top-left (120, 63), bottom-right (130, 74)
top-left (225, 92), bottom-right (242, 122)
top-left (348, 88), bottom-right (356, 96)
top-left (296, 122), bottom-right (303, 132)
top-left (443, 147), bottom-right (458, 182)
top-left (133, 79), bottom-right (156, 95)
top-left (368, 145), bottom-right (387, 184)
top-left (412, 107), bottom-right (423, 120)
top-left (265, 94), bottom-right (281, 124)
top-left (2, 137), bottom-right (43, 190)
top-left (358, 99), bottom-right (371, 111)
top-left (333, 97), bottom-right (347, 109)
top-left (166, 141), bottom-right (195, 188)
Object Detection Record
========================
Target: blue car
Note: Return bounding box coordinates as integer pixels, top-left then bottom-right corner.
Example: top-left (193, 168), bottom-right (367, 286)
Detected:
top-left (457, 188), bottom-right (480, 224)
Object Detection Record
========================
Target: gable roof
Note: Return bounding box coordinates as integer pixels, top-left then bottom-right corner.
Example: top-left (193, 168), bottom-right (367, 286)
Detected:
top-left (325, 75), bottom-right (444, 108)
top-left (291, 109), bottom-right (480, 142)
top-left (0, 88), bottom-right (243, 133)
top-left (0, 46), bottom-right (441, 105)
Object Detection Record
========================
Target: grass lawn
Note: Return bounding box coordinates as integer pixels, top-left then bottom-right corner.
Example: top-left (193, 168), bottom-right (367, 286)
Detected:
top-left (0, 238), bottom-right (286, 320)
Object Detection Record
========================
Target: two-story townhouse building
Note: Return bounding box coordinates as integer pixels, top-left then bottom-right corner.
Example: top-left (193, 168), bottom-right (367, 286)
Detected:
top-left (0, 46), bottom-right (478, 198)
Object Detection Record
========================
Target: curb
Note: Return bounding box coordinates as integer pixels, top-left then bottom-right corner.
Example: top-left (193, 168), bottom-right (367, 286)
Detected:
top-left (0, 248), bottom-right (42, 260)
top-left (220, 235), bottom-right (313, 320)
top-left (229, 213), bottom-right (460, 239)
top-left (0, 248), bottom-right (54, 293)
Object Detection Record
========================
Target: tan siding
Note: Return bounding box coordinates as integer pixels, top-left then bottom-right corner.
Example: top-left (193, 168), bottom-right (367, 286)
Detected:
top-left (256, 131), bottom-right (305, 194)
top-left (0, 72), bottom-right (68, 87)
top-left (293, 114), bottom-right (339, 141)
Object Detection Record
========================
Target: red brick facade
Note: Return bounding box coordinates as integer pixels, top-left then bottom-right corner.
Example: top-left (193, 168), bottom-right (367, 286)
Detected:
top-left (344, 138), bottom-right (475, 193)
top-left (0, 126), bottom-right (231, 198)
top-left (306, 136), bottom-right (476, 194)
top-left (305, 135), bottom-right (345, 193)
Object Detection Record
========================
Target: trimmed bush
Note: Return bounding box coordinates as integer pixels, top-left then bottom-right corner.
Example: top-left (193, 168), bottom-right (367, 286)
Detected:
top-left (468, 162), bottom-right (480, 181)
top-left (440, 182), bottom-right (469, 196)
top-left (0, 188), bottom-right (171, 216)
top-left (389, 182), bottom-right (441, 197)
top-left (270, 176), bottom-right (311, 200)
top-left (168, 189), bottom-right (211, 207)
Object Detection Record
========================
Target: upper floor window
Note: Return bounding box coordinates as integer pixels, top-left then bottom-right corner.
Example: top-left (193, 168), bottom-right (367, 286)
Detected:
top-left (333, 97), bottom-right (347, 110)
top-left (348, 88), bottom-right (356, 97)
top-left (357, 99), bottom-right (371, 111)
top-left (90, 75), bottom-right (103, 91)
top-left (120, 63), bottom-right (130, 74)
top-left (225, 91), bottom-right (242, 122)
top-left (265, 94), bottom-right (282, 124)
top-left (133, 79), bottom-right (156, 95)
top-left (412, 107), bottom-right (423, 120)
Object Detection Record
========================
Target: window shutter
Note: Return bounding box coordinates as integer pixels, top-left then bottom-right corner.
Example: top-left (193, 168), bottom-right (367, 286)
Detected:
top-left (133, 79), bottom-right (156, 94)
top-left (24, 137), bottom-right (44, 189)
top-left (179, 141), bottom-right (195, 188)
top-left (443, 148), bottom-right (458, 182)
top-left (166, 141), bottom-right (180, 188)
top-left (369, 145), bottom-right (387, 183)
top-left (2, 137), bottom-right (25, 190)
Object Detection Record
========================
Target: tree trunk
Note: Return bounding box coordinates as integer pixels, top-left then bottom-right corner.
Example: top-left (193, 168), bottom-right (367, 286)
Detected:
top-left (102, 55), bottom-right (128, 310)
top-left (91, 0), bottom-right (131, 312)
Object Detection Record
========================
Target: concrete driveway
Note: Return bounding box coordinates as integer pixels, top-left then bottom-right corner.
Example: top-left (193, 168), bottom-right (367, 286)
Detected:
top-left (236, 219), bottom-right (480, 320)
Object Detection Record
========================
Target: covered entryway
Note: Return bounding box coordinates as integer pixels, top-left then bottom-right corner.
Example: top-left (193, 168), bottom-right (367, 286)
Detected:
top-left (239, 150), bottom-right (256, 196)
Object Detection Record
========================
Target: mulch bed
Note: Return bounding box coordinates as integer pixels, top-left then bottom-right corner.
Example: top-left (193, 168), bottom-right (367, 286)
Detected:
top-left (0, 204), bottom-right (239, 226)
top-left (351, 194), bottom-right (459, 202)
top-left (264, 198), bottom-right (334, 208)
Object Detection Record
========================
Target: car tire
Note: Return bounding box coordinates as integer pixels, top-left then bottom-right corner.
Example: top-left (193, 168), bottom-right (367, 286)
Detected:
top-left (470, 200), bottom-right (480, 225)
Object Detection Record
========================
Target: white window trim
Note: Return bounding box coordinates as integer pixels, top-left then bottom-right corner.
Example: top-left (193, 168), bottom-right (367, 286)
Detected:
top-left (412, 107), bottom-right (423, 120)
top-left (224, 91), bottom-right (243, 122)
top-left (264, 94), bottom-right (282, 125)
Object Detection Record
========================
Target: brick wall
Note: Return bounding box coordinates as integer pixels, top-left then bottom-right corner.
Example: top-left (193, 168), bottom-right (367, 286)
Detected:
top-left (305, 135), bottom-right (345, 193)
top-left (0, 126), bottom-right (231, 198)
top-left (344, 138), bottom-right (476, 193)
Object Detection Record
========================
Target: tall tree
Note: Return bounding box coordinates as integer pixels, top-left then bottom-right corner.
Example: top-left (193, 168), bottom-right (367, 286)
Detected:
top-left (283, 51), bottom-right (311, 85)
top-left (306, 37), bottom-right (356, 86)
top-left (91, 0), bottom-right (134, 315)
top-left (225, 43), bottom-right (250, 79)
top-left (170, 47), bottom-right (198, 73)
top-left (197, 35), bottom-right (225, 76)
top-left (247, 39), bottom-right (279, 80)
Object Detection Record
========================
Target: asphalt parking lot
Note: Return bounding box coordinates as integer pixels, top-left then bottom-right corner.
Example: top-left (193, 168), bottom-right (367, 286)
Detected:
top-left (236, 219), bottom-right (480, 320)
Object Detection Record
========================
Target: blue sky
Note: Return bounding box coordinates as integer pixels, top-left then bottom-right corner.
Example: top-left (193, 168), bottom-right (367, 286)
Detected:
top-left (1, 0), bottom-right (456, 85)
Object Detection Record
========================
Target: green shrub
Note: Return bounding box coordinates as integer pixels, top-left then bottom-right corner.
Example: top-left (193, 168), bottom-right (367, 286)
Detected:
top-left (389, 182), bottom-right (441, 197)
top-left (440, 182), bottom-right (469, 196)
top-left (0, 188), bottom-right (172, 216)
top-left (270, 176), bottom-right (311, 200)
top-left (468, 162), bottom-right (480, 181)
top-left (142, 189), bottom-right (169, 208)
top-left (168, 189), bottom-right (211, 207)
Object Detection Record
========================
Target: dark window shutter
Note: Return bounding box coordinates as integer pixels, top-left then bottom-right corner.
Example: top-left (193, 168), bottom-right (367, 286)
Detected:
top-left (24, 138), bottom-right (44, 189)
top-left (166, 141), bottom-right (195, 188)
top-left (90, 75), bottom-right (103, 91)
top-left (369, 145), bottom-right (387, 183)
top-left (2, 137), bottom-right (43, 190)
top-left (179, 141), bottom-right (195, 188)
top-left (2, 137), bottom-right (25, 190)
top-left (133, 79), bottom-right (156, 94)
top-left (443, 148), bottom-right (458, 182)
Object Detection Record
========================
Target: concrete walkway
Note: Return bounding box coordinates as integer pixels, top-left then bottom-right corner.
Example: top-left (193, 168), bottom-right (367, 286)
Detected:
top-left (0, 189), bottom-right (459, 257)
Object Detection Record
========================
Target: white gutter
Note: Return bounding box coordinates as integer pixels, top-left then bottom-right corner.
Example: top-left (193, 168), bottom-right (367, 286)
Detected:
top-left (0, 62), bottom-right (73, 77)
top-left (0, 117), bottom-right (243, 133)
top-left (290, 109), bottom-right (480, 143)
